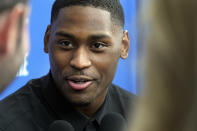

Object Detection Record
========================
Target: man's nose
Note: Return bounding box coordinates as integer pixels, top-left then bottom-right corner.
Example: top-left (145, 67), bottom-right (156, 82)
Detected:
top-left (70, 47), bottom-right (91, 70)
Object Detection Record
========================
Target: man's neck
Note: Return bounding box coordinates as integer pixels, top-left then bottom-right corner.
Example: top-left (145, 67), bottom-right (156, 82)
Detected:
top-left (76, 88), bottom-right (108, 117)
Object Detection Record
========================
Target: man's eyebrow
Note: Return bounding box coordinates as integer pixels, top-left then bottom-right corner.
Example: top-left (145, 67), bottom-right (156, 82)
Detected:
top-left (88, 34), bottom-right (111, 40)
top-left (55, 31), bottom-right (75, 40)
top-left (55, 31), bottom-right (111, 40)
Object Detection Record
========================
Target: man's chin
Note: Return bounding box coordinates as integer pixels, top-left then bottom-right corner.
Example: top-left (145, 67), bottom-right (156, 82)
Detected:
top-left (70, 101), bottom-right (91, 107)
top-left (66, 98), bottom-right (93, 107)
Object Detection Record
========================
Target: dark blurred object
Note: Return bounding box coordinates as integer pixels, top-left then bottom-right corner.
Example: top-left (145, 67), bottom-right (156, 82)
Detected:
top-left (99, 113), bottom-right (127, 131)
top-left (48, 120), bottom-right (75, 131)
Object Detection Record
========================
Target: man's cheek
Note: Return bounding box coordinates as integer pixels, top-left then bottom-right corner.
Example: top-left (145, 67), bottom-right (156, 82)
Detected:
top-left (50, 53), bottom-right (64, 69)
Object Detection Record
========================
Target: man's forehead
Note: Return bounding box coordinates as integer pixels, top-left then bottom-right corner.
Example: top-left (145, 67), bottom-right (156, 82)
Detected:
top-left (59, 5), bottom-right (111, 17)
top-left (52, 6), bottom-right (113, 32)
top-left (51, 6), bottom-right (122, 35)
top-left (58, 6), bottom-right (111, 23)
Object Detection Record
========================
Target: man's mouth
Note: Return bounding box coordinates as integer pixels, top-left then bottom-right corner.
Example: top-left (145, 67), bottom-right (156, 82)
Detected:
top-left (66, 76), bottom-right (94, 90)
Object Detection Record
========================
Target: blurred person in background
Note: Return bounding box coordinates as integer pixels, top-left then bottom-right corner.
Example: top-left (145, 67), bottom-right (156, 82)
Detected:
top-left (0, 0), bottom-right (29, 92)
top-left (129, 0), bottom-right (197, 131)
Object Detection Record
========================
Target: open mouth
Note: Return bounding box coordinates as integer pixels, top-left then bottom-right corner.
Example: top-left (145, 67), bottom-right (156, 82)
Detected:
top-left (66, 76), bottom-right (93, 90)
top-left (70, 79), bottom-right (90, 83)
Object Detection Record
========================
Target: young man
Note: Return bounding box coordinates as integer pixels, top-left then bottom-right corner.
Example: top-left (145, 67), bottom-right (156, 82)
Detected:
top-left (0, 0), bottom-right (135, 131)
top-left (0, 0), bottom-right (29, 92)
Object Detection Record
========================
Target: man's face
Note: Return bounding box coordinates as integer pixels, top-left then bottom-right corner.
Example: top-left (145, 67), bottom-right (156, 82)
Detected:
top-left (44, 6), bottom-right (129, 107)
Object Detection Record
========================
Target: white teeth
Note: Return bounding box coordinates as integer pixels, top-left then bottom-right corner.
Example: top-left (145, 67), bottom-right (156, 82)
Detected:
top-left (72, 80), bottom-right (87, 83)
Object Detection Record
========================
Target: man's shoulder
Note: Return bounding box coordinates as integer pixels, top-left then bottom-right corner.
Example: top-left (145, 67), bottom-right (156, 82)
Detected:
top-left (0, 75), bottom-right (47, 108)
top-left (0, 75), bottom-right (48, 131)
top-left (109, 84), bottom-right (136, 101)
top-left (107, 84), bottom-right (136, 120)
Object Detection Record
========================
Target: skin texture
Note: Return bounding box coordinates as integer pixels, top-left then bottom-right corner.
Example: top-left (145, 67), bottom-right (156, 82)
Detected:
top-left (0, 4), bottom-right (29, 92)
top-left (44, 6), bottom-right (130, 117)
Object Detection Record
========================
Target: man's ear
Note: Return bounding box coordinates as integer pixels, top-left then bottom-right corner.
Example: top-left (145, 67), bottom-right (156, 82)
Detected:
top-left (0, 13), bottom-right (10, 55)
top-left (120, 30), bottom-right (130, 59)
top-left (44, 25), bottom-right (51, 53)
top-left (0, 4), bottom-right (26, 56)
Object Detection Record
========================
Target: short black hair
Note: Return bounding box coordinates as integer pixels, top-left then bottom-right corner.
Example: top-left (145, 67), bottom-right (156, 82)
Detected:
top-left (51, 0), bottom-right (125, 27)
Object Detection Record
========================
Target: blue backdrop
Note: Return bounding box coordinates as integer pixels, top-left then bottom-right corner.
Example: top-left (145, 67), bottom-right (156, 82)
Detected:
top-left (0, 0), bottom-right (137, 100)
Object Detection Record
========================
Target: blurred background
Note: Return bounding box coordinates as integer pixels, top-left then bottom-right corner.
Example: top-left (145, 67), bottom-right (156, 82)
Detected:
top-left (0, 0), bottom-right (138, 100)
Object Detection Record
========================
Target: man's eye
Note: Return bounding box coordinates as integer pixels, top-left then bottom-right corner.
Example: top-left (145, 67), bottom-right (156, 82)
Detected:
top-left (58, 40), bottom-right (73, 48)
top-left (92, 42), bottom-right (106, 49)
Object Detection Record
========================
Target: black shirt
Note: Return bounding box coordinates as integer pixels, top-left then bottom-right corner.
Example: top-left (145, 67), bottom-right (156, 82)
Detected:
top-left (0, 73), bottom-right (135, 131)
